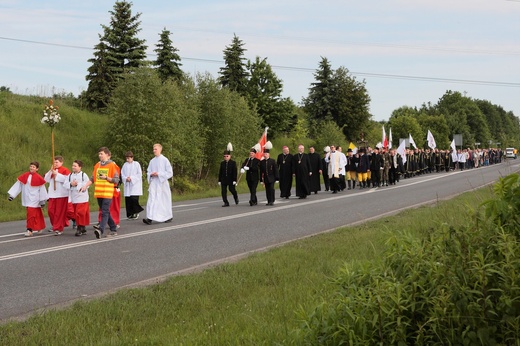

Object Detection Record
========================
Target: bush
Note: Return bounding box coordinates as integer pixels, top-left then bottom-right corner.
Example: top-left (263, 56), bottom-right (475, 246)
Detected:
top-left (299, 174), bottom-right (520, 345)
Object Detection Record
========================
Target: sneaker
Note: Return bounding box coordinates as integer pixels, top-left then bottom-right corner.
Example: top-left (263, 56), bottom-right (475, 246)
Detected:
top-left (116, 224), bottom-right (120, 229)
top-left (164, 218), bottom-right (172, 223)
top-left (54, 231), bottom-right (63, 236)
top-left (93, 223), bottom-right (100, 231)
top-left (24, 230), bottom-right (33, 237)
top-left (94, 229), bottom-right (100, 239)
top-left (47, 229), bottom-right (54, 233)
top-left (134, 213), bottom-right (139, 219)
top-left (143, 218), bottom-right (152, 225)
top-left (81, 228), bottom-right (87, 235)
top-left (110, 231), bottom-right (118, 236)
top-left (75, 230), bottom-right (82, 236)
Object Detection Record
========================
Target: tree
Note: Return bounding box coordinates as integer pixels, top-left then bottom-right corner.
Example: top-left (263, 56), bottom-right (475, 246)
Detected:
top-left (330, 66), bottom-right (371, 141)
top-left (197, 73), bottom-right (261, 178)
top-left (303, 58), bottom-right (371, 141)
top-left (435, 91), bottom-right (489, 148)
top-left (388, 115), bottom-right (422, 148)
top-left (218, 34), bottom-right (249, 96)
top-left (303, 57), bottom-right (334, 124)
top-left (107, 68), bottom-right (203, 178)
top-left (85, 1), bottom-right (147, 112)
top-left (153, 28), bottom-right (183, 83)
top-left (246, 56), bottom-right (295, 137)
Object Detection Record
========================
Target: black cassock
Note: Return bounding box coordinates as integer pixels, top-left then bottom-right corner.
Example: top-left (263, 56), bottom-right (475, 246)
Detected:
top-left (293, 153), bottom-right (311, 198)
top-left (308, 152), bottom-right (322, 193)
top-left (277, 153), bottom-right (293, 198)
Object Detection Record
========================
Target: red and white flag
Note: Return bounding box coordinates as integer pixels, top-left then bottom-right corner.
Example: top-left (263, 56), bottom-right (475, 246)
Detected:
top-left (382, 126), bottom-right (388, 149)
top-left (255, 127), bottom-right (268, 160)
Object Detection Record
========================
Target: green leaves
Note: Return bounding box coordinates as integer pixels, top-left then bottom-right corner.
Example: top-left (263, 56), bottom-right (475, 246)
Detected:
top-left (301, 174), bottom-right (520, 344)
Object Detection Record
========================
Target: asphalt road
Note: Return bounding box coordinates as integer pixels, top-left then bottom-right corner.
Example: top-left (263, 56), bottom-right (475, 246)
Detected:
top-left (1, 161), bottom-right (518, 321)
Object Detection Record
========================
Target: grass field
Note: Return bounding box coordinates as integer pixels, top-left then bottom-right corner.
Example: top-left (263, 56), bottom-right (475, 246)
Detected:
top-left (0, 185), bottom-right (493, 345)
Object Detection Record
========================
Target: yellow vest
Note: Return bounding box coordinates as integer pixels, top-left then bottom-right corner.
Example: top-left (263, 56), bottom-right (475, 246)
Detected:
top-left (93, 161), bottom-right (118, 199)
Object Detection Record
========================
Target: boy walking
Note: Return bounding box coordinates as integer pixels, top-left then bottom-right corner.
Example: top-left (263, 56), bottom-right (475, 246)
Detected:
top-left (81, 147), bottom-right (120, 239)
top-left (64, 160), bottom-right (90, 236)
top-left (8, 162), bottom-right (48, 237)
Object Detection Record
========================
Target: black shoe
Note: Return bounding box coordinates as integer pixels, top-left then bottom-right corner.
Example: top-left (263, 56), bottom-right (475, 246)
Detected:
top-left (235, 199), bottom-right (239, 205)
top-left (94, 229), bottom-right (100, 239)
top-left (164, 218), bottom-right (172, 223)
top-left (249, 201), bottom-right (253, 206)
top-left (93, 223), bottom-right (100, 231)
top-left (75, 230), bottom-right (82, 237)
top-left (222, 203), bottom-right (229, 207)
top-left (253, 201), bottom-right (257, 206)
top-left (143, 218), bottom-right (152, 225)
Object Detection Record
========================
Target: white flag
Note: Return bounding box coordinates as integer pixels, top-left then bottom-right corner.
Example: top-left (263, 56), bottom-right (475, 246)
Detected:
top-left (389, 128), bottom-right (393, 149)
top-left (427, 130), bottom-right (436, 149)
top-left (409, 134), bottom-right (417, 149)
top-left (451, 139), bottom-right (458, 162)
top-left (397, 139), bottom-right (407, 164)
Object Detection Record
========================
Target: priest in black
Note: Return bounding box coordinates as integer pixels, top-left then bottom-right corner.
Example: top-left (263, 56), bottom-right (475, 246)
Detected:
top-left (308, 146), bottom-right (322, 194)
top-left (277, 145), bottom-right (293, 199)
top-left (293, 144), bottom-right (312, 199)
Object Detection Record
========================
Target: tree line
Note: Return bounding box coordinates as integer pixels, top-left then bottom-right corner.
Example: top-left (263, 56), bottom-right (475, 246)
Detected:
top-left (68, 1), bottom-right (520, 187)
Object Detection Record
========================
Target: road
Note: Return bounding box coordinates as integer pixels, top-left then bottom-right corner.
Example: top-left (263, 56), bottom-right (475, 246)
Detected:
top-left (1, 161), bottom-right (518, 321)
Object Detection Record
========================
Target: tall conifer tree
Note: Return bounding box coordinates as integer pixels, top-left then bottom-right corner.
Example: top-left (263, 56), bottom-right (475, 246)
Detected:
top-left (153, 28), bottom-right (183, 83)
top-left (218, 34), bottom-right (249, 96)
top-left (85, 1), bottom-right (147, 112)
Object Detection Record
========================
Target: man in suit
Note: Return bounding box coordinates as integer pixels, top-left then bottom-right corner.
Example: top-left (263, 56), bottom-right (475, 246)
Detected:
top-left (259, 142), bottom-right (279, 206)
top-left (218, 143), bottom-right (239, 207)
top-left (241, 145), bottom-right (260, 206)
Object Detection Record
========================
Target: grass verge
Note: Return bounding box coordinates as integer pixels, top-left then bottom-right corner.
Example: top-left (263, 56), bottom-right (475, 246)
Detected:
top-left (0, 186), bottom-right (493, 345)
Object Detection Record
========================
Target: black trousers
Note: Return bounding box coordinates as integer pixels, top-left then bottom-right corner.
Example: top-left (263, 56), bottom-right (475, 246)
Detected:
top-left (221, 184), bottom-right (238, 205)
top-left (247, 178), bottom-right (258, 204)
top-left (265, 182), bottom-right (275, 204)
top-left (125, 195), bottom-right (144, 217)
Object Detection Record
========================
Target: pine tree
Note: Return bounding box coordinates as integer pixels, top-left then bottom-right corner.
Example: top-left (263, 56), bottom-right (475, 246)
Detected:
top-left (303, 57), bottom-right (335, 123)
top-left (153, 28), bottom-right (183, 83)
top-left (246, 56), bottom-right (295, 137)
top-left (218, 34), bottom-right (249, 95)
top-left (85, 1), bottom-right (147, 112)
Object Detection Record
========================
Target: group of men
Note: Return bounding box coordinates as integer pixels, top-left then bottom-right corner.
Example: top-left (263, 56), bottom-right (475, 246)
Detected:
top-left (218, 143), bottom-right (506, 207)
top-left (8, 143), bottom-right (174, 238)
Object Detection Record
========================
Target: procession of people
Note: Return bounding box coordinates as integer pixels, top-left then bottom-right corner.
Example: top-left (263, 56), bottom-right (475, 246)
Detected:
top-left (7, 140), bottom-right (505, 238)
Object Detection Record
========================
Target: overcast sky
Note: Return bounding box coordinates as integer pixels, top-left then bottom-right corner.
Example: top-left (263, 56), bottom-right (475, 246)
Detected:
top-left (1, 0), bottom-right (519, 121)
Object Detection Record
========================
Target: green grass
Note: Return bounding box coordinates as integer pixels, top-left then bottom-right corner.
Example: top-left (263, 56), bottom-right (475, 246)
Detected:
top-left (0, 186), bottom-right (493, 345)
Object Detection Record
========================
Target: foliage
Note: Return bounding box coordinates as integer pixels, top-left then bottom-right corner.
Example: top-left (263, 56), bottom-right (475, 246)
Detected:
top-left (246, 56), bottom-right (295, 138)
top-left (196, 72), bottom-right (261, 178)
top-left (107, 68), bottom-right (204, 178)
top-left (303, 58), bottom-right (371, 141)
top-left (153, 28), bottom-right (183, 83)
top-left (435, 90), bottom-right (490, 147)
top-left (85, 1), bottom-right (148, 112)
top-left (313, 119), bottom-right (347, 153)
top-left (481, 173), bottom-right (520, 235)
top-left (388, 112), bottom-right (423, 148)
top-left (299, 175), bottom-right (520, 345)
top-left (218, 34), bottom-right (249, 96)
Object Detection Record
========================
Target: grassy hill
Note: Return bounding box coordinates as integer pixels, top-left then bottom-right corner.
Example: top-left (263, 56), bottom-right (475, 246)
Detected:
top-left (0, 92), bottom-right (108, 221)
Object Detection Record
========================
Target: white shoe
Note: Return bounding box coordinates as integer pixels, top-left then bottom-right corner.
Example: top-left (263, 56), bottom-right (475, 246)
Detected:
top-left (54, 231), bottom-right (63, 236)
top-left (24, 230), bottom-right (33, 237)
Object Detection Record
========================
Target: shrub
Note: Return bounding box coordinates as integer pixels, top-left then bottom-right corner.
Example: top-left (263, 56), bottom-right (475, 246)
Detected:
top-left (299, 174), bottom-right (520, 345)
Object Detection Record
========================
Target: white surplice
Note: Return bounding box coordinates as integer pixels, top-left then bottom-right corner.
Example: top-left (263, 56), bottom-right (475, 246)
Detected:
top-left (146, 154), bottom-right (173, 222)
top-left (121, 161), bottom-right (143, 197)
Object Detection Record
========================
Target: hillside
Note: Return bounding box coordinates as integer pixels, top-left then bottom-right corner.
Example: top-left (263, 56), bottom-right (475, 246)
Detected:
top-left (0, 92), bottom-right (109, 221)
